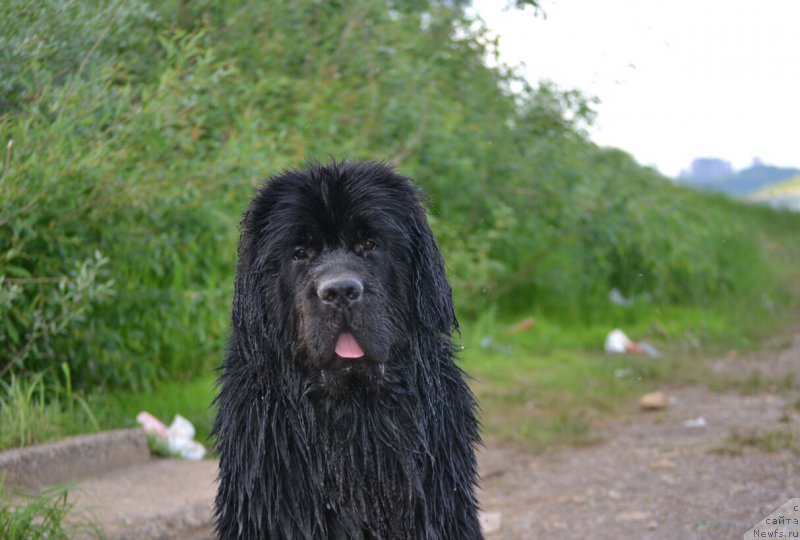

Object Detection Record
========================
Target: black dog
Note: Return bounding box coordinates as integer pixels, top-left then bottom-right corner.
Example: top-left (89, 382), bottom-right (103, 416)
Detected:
top-left (212, 161), bottom-right (482, 539)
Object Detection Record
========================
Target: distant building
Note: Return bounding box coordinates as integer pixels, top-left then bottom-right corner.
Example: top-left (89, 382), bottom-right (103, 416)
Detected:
top-left (683, 158), bottom-right (733, 181)
top-left (680, 156), bottom-right (800, 198)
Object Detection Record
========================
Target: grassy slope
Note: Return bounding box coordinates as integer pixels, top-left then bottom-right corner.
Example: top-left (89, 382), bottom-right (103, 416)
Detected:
top-left (85, 295), bottom-right (800, 455)
top-left (464, 200), bottom-right (800, 449)
top-left (3, 190), bottom-right (798, 453)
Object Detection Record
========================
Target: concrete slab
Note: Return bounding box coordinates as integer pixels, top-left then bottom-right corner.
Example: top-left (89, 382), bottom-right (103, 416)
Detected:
top-left (68, 458), bottom-right (218, 540)
top-left (0, 429), bottom-right (150, 490)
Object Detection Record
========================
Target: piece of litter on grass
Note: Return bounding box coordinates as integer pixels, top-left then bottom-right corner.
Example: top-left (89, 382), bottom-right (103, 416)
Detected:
top-left (136, 411), bottom-right (167, 437)
top-left (609, 288), bottom-right (633, 307)
top-left (504, 316), bottom-right (536, 334)
top-left (639, 391), bottom-right (668, 410)
top-left (479, 335), bottom-right (513, 354)
top-left (605, 329), bottom-right (633, 354)
top-left (639, 341), bottom-right (661, 357)
top-left (136, 411), bottom-right (206, 460)
top-left (614, 368), bottom-right (633, 379)
top-left (683, 416), bottom-right (707, 428)
top-left (605, 329), bottom-right (660, 357)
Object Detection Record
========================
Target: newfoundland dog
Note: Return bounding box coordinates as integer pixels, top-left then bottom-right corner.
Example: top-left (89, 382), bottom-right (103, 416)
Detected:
top-left (212, 161), bottom-right (482, 539)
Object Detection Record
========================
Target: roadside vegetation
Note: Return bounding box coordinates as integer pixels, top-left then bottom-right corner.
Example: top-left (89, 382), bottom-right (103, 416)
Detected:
top-left (1, 0), bottom-right (799, 457)
top-left (0, 364), bottom-right (97, 450)
top-left (0, 479), bottom-right (101, 540)
top-left (0, 483), bottom-right (71, 540)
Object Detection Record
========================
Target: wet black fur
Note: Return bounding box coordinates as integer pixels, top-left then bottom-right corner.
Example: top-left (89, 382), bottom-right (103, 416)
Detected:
top-left (212, 161), bottom-right (482, 539)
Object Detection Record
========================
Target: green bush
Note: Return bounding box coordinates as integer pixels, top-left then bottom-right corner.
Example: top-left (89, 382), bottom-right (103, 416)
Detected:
top-left (0, 27), bottom-right (238, 388)
top-left (0, 0), bottom-right (160, 112)
top-left (1, 0), bottom-right (798, 391)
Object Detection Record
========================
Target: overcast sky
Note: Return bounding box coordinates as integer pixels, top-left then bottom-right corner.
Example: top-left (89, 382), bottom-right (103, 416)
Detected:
top-left (472, 0), bottom-right (800, 177)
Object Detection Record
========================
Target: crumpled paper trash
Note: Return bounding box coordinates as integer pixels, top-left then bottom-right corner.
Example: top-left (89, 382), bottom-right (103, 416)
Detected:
top-left (136, 411), bottom-right (206, 460)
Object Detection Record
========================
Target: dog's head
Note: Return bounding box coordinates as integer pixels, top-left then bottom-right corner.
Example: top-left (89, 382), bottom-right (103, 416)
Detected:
top-left (232, 161), bottom-right (455, 398)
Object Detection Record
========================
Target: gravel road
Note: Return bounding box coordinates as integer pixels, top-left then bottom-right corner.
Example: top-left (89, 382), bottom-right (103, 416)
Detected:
top-left (478, 331), bottom-right (800, 539)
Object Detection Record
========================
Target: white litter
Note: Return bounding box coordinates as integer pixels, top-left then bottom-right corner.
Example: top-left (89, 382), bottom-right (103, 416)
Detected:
top-left (683, 416), bottom-right (707, 428)
top-left (136, 411), bottom-right (206, 460)
top-left (605, 329), bottom-right (634, 354)
top-left (604, 329), bottom-right (661, 357)
top-left (614, 368), bottom-right (633, 379)
top-left (608, 288), bottom-right (634, 307)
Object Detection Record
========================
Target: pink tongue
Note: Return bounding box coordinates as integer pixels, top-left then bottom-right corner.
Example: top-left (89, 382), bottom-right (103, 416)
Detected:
top-left (335, 333), bottom-right (365, 358)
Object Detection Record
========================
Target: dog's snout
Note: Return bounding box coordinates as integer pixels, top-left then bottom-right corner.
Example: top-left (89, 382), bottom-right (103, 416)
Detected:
top-left (318, 277), bottom-right (364, 308)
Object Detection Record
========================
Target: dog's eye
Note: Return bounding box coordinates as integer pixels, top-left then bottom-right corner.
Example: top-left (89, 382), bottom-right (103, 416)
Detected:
top-left (363, 240), bottom-right (377, 252)
top-left (292, 247), bottom-right (308, 260)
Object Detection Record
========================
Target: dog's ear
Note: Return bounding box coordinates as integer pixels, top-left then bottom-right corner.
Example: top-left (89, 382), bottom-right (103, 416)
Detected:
top-left (229, 187), bottom-right (285, 370)
top-left (410, 202), bottom-right (458, 335)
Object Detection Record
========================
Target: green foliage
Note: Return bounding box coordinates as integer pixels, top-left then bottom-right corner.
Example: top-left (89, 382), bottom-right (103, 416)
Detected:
top-left (0, 483), bottom-right (72, 540)
top-left (0, 0), bottom-right (160, 112)
top-left (462, 316), bottom-right (650, 450)
top-left (89, 374), bottom-right (217, 445)
top-left (0, 254), bottom-right (115, 379)
top-left (0, 24), bottom-right (238, 388)
top-left (0, 363), bottom-right (98, 450)
top-left (0, 478), bottom-right (100, 539)
top-left (459, 308), bottom-right (798, 450)
top-left (1, 0), bottom-right (799, 395)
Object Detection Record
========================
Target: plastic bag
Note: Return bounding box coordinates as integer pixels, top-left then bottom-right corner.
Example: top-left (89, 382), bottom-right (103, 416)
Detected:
top-left (136, 411), bottom-right (206, 460)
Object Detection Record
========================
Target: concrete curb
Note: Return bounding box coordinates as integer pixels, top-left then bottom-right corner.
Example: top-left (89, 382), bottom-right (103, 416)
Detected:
top-left (0, 428), bottom-right (149, 490)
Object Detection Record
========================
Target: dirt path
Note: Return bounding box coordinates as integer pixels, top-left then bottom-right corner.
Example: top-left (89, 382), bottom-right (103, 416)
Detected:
top-left (59, 331), bottom-right (800, 539)
top-left (478, 331), bottom-right (800, 539)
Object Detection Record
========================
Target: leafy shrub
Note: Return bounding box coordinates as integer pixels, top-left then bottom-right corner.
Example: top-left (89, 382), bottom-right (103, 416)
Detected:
top-left (0, 28), bottom-right (237, 388)
top-left (1, 0), bottom-right (798, 391)
top-left (0, 0), bottom-right (160, 112)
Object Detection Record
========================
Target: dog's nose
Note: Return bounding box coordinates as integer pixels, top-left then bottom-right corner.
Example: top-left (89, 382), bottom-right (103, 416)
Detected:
top-left (317, 277), bottom-right (364, 308)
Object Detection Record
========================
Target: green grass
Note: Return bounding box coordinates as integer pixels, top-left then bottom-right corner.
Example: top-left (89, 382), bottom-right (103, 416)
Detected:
top-left (89, 372), bottom-right (218, 446)
top-left (0, 364), bottom-right (216, 453)
top-left (8, 303), bottom-right (795, 455)
top-left (458, 306), bottom-right (799, 450)
top-left (3, 296), bottom-right (798, 455)
top-left (0, 365), bottom-right (98, 451)
top-left (0, 481), bottom-right (100, 540)
top-left (463, 341), bottom-right (647, 450)
top-left (0, 369), bottom-right (215, 539)
top-left (0, 484), bottom-right (71, 540)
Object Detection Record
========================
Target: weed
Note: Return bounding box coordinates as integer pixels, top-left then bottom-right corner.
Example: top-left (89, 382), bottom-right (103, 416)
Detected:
top-left (0, 364), bottom-right (98, 451)
top-left (0, 480), bottom-right (99, 539)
